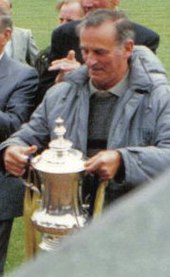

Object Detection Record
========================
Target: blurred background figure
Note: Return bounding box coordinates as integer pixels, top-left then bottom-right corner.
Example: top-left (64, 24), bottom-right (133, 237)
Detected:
top-left (0, 0), bottom-right (39, 66)
top-left (57, 0), bottom-right (84, 25)
top-left (35, 0), bottom-right (84, 103)
top-left (81, 0), bottom-right (120, 14)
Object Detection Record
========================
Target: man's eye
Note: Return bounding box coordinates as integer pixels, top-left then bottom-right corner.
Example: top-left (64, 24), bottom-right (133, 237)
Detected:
top-left (81, 49), bottom-right (88, 54)
top-left (95, 50), bottom-right (106, 55)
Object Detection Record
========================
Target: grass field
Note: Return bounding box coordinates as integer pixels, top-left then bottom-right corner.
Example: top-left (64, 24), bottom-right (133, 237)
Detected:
top-left (4, 0), bottom-right (170, 274)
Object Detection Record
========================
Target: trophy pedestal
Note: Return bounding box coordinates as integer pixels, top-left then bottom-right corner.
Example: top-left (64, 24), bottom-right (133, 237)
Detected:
top-left (31, 208), bottom-right (87, 251)
top-left (39, 234), bottom-right (66, 252)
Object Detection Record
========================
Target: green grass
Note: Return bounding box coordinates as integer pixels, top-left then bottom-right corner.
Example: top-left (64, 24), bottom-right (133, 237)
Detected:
top-left (120, 0), bottom-right (170, 76)
top-left (5, 218), bottom-right (25, 273)
top-left (5, 0), bottom-right (170, 274)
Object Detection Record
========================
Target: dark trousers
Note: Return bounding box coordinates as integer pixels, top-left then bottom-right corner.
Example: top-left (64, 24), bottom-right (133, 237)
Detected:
top-left (0, 219), bottom-right (13, 276)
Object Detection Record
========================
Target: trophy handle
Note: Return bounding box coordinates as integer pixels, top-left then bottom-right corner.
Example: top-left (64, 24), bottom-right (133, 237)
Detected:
top-left (93, 181), bottom-right (108, 219)
top-left (23, 166), bottom-right (41, 259)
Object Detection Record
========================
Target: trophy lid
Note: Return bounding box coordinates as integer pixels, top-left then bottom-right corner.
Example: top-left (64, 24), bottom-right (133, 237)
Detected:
top-left (31, 117), bottom-right (85, 174)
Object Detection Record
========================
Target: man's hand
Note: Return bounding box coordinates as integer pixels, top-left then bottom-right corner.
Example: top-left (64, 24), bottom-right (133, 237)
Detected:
top-left (84, 150), bottom-right (122, 181)
top-left (4, 145), bottom-right (37, 176)
top-left (48, 50), bottom-right (80, 83)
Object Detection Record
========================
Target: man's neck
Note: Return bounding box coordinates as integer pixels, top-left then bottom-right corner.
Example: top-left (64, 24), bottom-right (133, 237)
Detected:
top-left (91, 69), bottom-right (129, 92)
top-left (89, 70), bottom-right (129, 98)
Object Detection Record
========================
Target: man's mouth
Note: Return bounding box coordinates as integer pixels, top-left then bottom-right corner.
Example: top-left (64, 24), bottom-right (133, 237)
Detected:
top-left (89, 66), bottom-right (103, 72)
top-left (89, 69), bottom-right (103, 76)
top-left (84, 7), bottom-right (95, 14)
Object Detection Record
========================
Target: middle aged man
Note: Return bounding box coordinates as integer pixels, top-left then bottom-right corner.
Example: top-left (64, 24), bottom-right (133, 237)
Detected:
top-left (57, 0), bottom-right (84, 25)
top-left (1, 9), bottom-right (170, 265)
top-left (0, 7), bottom-right (39, 275)
top-left (0, 0), bottom-right (39, 66)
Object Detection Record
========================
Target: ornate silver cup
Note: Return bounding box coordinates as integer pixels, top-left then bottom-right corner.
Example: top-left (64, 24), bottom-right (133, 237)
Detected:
top-left (30, 117), bottom-right (87, 251)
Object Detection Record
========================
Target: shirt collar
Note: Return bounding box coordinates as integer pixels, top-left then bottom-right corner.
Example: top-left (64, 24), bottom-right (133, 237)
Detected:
top-left (5, 40), bottom-right (12, 57)
top-left (0, 51), bottom-right (5, 61)
top-left (89, 70), bottom-right (129, 98)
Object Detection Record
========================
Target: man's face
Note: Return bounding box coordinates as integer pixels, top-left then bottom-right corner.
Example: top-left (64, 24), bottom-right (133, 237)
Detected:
top-left (81, 0), bottom-right (119, 14)
top-left (59, 2), bottom-right (84, 25)
top-left (0, 0), bottom-right (11, 11)
top-left (80, 21), bottom-right (132, 90)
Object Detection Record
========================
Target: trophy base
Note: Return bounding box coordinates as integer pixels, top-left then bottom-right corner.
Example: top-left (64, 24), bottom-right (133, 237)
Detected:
top-left (31, 210), bottom-right (87, 252)
top-left (39, 233), bottom-right (64, 252)
top-left (31, 210), bottom-right (86, 235)
top-left (32, 221), bottom-right (75, 236)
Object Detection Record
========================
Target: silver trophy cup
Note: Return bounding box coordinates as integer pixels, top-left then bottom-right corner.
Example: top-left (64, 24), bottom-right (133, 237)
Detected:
top-left (30, 118), bottom-right (87, 251)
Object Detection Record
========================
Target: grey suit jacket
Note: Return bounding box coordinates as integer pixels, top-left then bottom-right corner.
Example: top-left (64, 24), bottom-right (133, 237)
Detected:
top-left (0, 53), bottom-right (39, 142)
top-left (0, 53), bottom-right (39, 220)
top-left (5, 26), bottom-right (39, 66)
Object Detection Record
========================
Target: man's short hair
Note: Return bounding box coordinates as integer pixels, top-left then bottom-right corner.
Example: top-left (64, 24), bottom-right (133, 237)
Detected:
top-left (0, 7), bottom-right (12, 33)
top-left (77, 9), bottom-right (135, 45)
top-left (56, 0), bottom-right (81, 11)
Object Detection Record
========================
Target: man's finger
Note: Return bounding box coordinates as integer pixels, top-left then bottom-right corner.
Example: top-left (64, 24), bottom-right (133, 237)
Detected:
top-left (67, 50), bottom-right (75, 60)
top-left (23, 145), bottom-right (37, 156)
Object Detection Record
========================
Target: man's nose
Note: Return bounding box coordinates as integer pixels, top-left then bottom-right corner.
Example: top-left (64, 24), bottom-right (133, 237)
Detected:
top-left (85, 53), bottom-right (97, 67)
top-left (83, 2), bottom-right (94, 13)
top-left (61, 20), bottom-right (67, 25)
top-left (83, 0), bottom-right (93, 6)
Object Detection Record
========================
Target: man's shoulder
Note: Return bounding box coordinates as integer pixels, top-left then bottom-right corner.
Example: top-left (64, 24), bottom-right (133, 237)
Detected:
top-left (131, 22), bottom-right (160, 52)
top-left (13, 26), bottom-right (32, 38)
top-left (9, 55), bottom-right (35, 69)
top-left (131, 46), bottom-right (169, 93)
top-left (132, 22), bottom-right (158, 35)
top-left (45, 66), bottom-right (89, 99)
top-left (52, 20), bottom-right (81, 37)
top-left (50, 20), bottom-right (82, 62)
top-left (3, 54), bottom-right (38, 77)
top-left (65, 65), bottom-right (89, 85)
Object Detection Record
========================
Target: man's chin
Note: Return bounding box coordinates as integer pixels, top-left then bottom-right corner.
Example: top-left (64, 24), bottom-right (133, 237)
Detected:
top-left (89, 71), bottom-right (101, 80)
top-left (91, 78), bottom-right (104, 89)
top-left (85, 8), bottom-right (95, 14)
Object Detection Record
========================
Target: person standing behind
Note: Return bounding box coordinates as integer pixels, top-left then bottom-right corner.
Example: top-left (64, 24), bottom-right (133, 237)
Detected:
top-left (0, 8), bottom-right (39, 275)
top-left (35, 0), bottom-right (84, 103)
top-left (0, 0), bottom-right (39, 66)
top-left (36, 0), bottom-right (84, 72)
top-left (57, 0), bottom-right (84, 25)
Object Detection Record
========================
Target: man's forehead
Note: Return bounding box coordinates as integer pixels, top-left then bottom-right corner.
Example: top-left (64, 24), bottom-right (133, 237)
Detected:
top-left (80, 22), bottom-right (116, 44)
top-left (80, 18), bottom-right (116, 32)
top-left (81, 0), bottom-right (110, 7)
top-left (81, 0), bottom-right (114, 7)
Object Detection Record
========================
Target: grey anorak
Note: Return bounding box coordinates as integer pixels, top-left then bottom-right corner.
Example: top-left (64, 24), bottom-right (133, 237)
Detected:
top-left (1, 46), bottom-right (170, 189)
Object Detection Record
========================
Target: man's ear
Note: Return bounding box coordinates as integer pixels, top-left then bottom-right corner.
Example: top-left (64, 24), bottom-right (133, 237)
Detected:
top-left (4, 27), bottom-right (12, 42)
top-left (111, 0), bottom-right (120, 8)
top-left (124, 39), bottom-right (134, 59)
